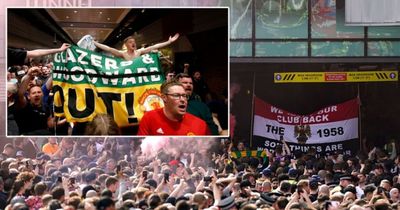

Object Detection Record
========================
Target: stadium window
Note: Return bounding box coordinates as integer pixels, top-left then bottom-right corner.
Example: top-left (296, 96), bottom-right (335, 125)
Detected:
top-left (255, 41), bottom-right (307, 57)
top-left (311, 41), bottom-right (364, 57)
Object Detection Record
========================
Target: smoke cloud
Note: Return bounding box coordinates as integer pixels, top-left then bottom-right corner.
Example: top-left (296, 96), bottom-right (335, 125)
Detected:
top-left (140, 137), bottom-right (219, 166)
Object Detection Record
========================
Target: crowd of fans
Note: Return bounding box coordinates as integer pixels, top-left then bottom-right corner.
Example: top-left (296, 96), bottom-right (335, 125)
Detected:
top-left (0, 137), bottom-right (399, 210)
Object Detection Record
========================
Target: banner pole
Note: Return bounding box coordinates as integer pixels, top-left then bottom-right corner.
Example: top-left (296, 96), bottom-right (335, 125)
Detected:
top-left (358, 83), bottom-right (362, 153)
top-left (250, 72), bottom-right (256, 148)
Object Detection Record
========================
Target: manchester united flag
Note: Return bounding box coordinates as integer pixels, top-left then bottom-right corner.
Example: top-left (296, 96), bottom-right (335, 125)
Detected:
top-left (52, 45), bottom-right (164, 128)
top-left (253, 97), bottom-right (359, 156)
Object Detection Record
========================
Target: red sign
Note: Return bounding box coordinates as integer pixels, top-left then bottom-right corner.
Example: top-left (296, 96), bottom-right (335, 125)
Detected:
top-left (325, 73), bottom-right (347, 81)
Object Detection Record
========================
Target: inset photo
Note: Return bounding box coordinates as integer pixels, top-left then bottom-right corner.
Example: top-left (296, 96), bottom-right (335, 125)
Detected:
top-left (7, 8), bottom-right (229, 136)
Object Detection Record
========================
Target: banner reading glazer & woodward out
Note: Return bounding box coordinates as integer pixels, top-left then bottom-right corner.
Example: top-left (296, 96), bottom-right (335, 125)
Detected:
top-left (52, 45), bottom-right (164, 128)
top-left (253, 97), bottom-right (359, 156)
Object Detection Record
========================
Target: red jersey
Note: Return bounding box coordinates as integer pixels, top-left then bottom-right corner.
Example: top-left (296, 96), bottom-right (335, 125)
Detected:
top-left (138, 108), bottom-right (210, 135)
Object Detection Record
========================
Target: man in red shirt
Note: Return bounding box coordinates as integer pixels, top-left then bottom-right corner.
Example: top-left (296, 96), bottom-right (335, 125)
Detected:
top-left (138, 80), bottom-right (210, 135)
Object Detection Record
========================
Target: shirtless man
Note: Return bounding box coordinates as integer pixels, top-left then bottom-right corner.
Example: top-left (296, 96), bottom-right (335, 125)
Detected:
top-left (93, 33), bottom-right (179, 61)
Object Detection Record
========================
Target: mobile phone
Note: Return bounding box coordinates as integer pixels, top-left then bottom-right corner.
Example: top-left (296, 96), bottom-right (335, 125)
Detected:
top-left (203, 176), bottom-right (212, 182)
top-left (297, 185), bottom-right (303, 193)
top-left (142, 171), bottom-right (148, 180)
top-left (116, 165), bottom-right (121, 174)
top-left (164, 173), bottom-right (170, 183)
top-left (377, 187), bottom-right (384, 194)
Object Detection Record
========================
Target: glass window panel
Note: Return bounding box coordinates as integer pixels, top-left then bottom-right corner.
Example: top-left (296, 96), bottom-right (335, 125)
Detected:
top-left (311, 0), bottom-right (363, 38)
top-left (368, 27), bottom-right (400, 38)
top-left (231, 42), bottom-right (252, 57)
top-left (312, 41), bottom-right (363, 56)
top-left (256, 42), bottom-right (307, 56)
top-left (220, 0), bottom-right (252, 39)
top-left (368, 41), bottom-right (400, 56)
top-left (255, 0), bottom-right (308, 38)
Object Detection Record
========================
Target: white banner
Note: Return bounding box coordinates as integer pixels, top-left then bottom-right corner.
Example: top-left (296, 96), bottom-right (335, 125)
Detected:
top-left (253, 97), bottom-right (360, 155)
top-left (254, 115), bottom-right (358, 144)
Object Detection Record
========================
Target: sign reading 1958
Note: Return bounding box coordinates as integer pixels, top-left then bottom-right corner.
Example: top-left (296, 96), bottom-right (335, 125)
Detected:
top-left (317, 127), bottom-right (344, 137)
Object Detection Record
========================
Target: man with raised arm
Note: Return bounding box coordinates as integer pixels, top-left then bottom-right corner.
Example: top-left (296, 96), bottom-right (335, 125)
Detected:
top-left (8, 43), bottom-right (70, 66)
top-left (93, 33), bottom-right (179, 61)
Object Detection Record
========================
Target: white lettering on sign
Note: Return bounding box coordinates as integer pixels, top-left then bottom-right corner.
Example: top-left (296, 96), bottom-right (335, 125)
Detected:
top-left (276, 115), bottom-right (329, 123)
top-left (26, 0), bottom-right (92, 7)
top-left (317, 106), bottom-right (337, 114)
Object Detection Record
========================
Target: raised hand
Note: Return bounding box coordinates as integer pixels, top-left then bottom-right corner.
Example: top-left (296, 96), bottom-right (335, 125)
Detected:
top-left (169, 33), bottom-right (180, 43)
top-left (27, 66), bottom-right (41, 77)
top-left (59, 43), bottom-right (71, 51)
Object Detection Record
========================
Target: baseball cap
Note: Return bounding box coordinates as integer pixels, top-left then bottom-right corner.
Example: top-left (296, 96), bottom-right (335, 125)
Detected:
top-left (288, 168), bottom-right (298, 177)
top-left (218, 196), bottom-right (235, 210)
top-left (35, 152), bottom-right (44, 159)
top-left (311, 175), bottom-right (321, 181)
top-left (339, 174), bottom-right (353, 181)
top-left (85, 172), bottom-right (97, 183)
top-left (260, 193), bottom-right (276, 206)
top-left (169, 160), bottom-right (179, 166)
top-left (16, 151), bottom-right (24, 157)
top-left (309, 179), bottom-right (319, 189)
top-left (37, 154), bottom-right (51, 161)
top-left (261, 168), bottom-right (272, 177)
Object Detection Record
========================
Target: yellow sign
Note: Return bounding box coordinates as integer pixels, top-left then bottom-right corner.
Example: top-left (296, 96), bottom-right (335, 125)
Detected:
top-left (274, 71), bottom-right (398, 83)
